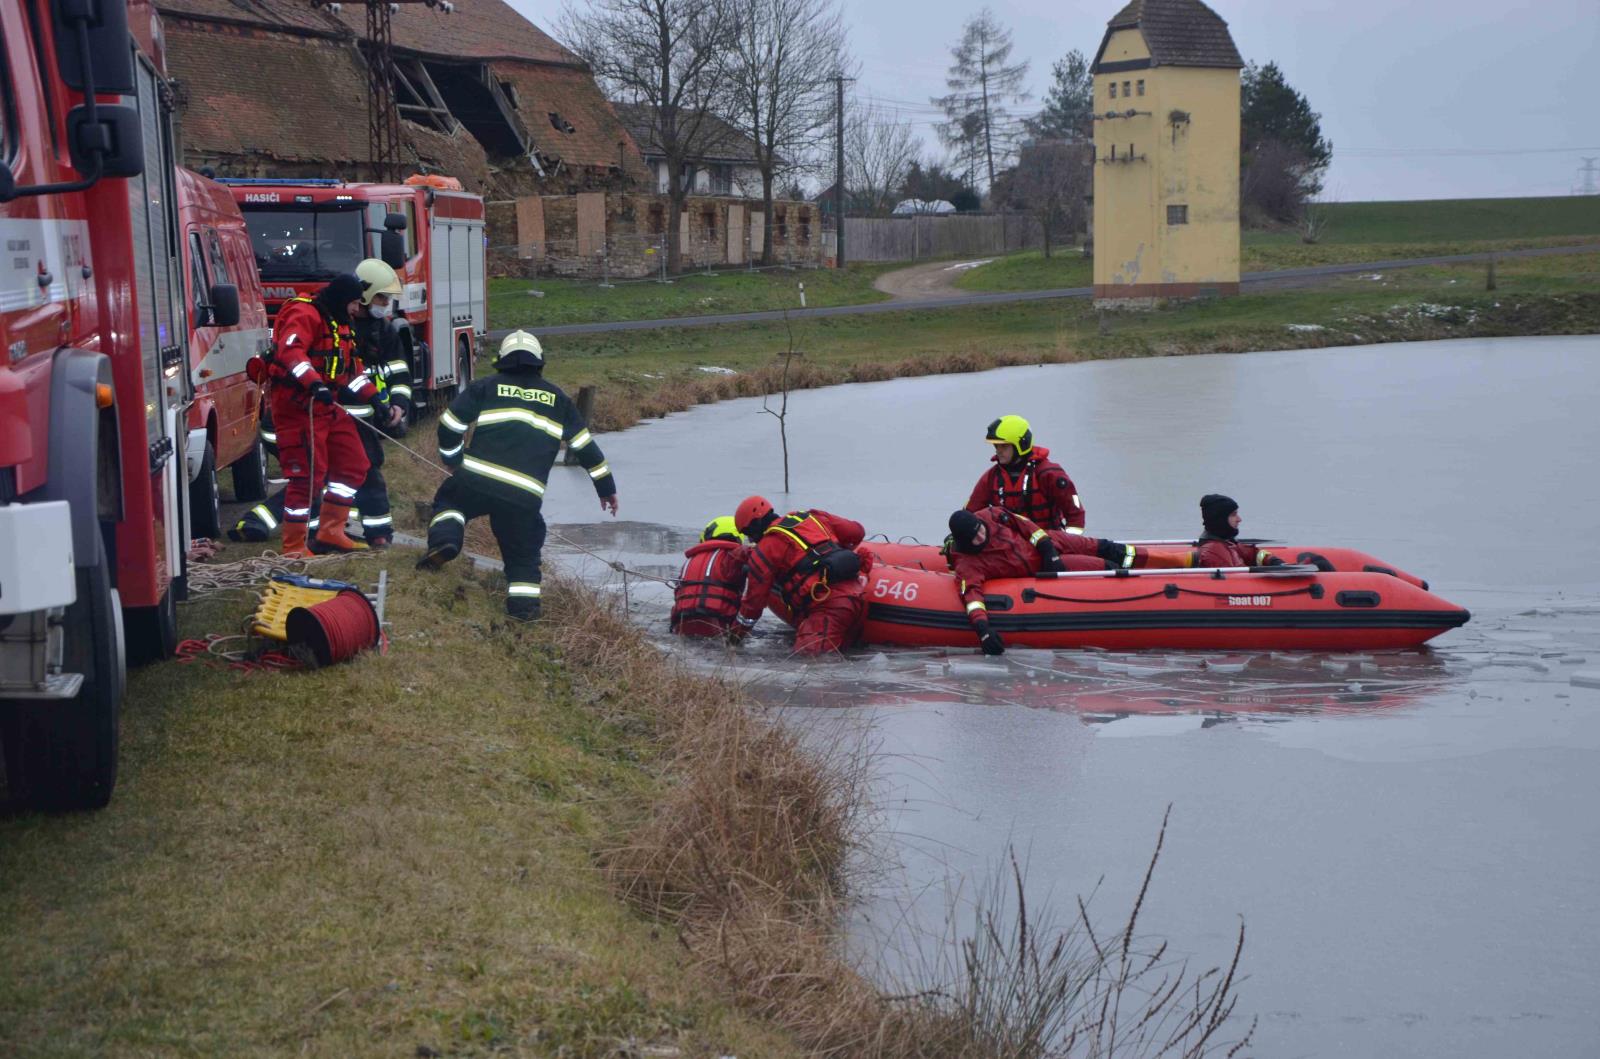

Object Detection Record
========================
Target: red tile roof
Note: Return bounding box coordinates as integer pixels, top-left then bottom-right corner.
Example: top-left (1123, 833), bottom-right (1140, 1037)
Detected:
top-left (494, 63), bottom-right (648, 178)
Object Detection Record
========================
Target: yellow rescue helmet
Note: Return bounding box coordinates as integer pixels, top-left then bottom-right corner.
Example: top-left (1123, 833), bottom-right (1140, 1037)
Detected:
top-left (701, 515), bottom-right (742, 543)
top-left (496, 329), bottom-right (545, 369)
top-left (354, 258), bottom-right (403, 304)
top-left (985, 414), bottom-right (1033, 456)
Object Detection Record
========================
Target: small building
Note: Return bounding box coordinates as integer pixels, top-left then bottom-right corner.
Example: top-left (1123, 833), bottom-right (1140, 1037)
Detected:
top-left (891, 199), bottom-right (957, 216)
top-left (1089, 0), bottom-right (1242, 305)
top-left (612, 105), bottom-right (770, 199)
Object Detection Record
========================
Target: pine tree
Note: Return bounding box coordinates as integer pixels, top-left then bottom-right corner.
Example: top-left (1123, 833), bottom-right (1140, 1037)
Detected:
top-left (1241, 61), bottom-right (1332, 182)
top-left (932, 8), bottom-right (1029, 191)
top-left (1025, 49), bottom-right (1093, 144)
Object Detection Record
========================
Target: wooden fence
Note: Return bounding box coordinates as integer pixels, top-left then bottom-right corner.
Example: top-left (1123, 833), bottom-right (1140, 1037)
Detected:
top-left (842, 213), bottom-right (1046, 262)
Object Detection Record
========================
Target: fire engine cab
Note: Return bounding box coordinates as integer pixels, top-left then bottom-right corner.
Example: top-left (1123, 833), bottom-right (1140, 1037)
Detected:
top-left (2, 0), bottom-right (191, 808)
top-left (225, 177), bottom-right (487, 410)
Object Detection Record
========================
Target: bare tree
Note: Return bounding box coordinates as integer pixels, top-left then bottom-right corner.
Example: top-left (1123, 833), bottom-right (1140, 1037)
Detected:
top-left (846, 101), bottom-right (920, 216)
top-left (933, 7), bottom-right (1029, 193)
top-left (1010, 140), bottom-right (1090, 257)
top-left (725, 0), bottom-right (848, 265)
top-left (561, 0), bottom-right (741, 272)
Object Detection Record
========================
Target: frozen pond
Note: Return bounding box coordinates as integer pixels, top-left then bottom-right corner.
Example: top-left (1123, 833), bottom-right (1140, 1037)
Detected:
top-left (539, 335), bottom-right (1600, 1057)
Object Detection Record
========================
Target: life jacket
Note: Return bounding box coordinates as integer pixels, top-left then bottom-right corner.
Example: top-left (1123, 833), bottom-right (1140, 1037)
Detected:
top-left (764, 511), bottom-right (861, 613)
top-left (671, 540), bottom-right (746, 632)
top-left (986, 452), bottom-right (1063, 528)
top-left (267, 296), bottom-right (357, 385)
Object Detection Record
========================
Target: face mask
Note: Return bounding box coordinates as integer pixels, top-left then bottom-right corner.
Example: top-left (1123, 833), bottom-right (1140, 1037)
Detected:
top-left (368, 300), bottom-right (394, 320)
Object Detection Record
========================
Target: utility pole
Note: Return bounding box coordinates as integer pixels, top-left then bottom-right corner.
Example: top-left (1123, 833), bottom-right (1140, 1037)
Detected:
top-left (834, 74), bottom-right (846, 268)
top-left (1579, 158), bottom-right (1600, 196)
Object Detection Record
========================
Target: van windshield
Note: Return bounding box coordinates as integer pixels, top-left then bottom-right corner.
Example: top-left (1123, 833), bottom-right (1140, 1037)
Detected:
top-left (244, 208), bottom-right (366, 280)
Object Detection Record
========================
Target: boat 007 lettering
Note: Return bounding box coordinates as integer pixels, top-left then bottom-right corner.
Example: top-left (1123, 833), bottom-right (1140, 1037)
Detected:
top-left (1218, 594), bottom-right (1273, 607)
top-left (872, 579), bottom-right (919, 602)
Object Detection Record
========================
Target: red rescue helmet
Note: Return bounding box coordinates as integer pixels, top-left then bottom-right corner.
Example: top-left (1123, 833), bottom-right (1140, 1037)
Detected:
top-left (735, 495), bottom-right (774, 535)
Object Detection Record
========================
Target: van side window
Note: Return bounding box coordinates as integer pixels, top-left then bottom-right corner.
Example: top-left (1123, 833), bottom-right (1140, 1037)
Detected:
top-left (205, 228), bottom-right (231, 288)
top-left (0, 29), bottom-right (13, 163)
top-left (188, 232), bottom-right (212, 325)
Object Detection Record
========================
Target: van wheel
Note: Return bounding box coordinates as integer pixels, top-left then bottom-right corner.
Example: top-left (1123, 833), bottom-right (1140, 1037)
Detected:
top-left (189, 442), bottom-right (221, 539)
top-left (231, 436), bottom-right (269, 501)
top-left (1, 538), bottom-right (124, 811)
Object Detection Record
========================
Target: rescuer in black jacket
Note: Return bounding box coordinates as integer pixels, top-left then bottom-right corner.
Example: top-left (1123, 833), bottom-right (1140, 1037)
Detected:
top-left (417, 329), bottom-right (618, 621)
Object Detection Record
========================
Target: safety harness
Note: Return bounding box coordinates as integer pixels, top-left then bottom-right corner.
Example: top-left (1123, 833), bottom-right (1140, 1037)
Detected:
top-left (765, 512), bottom-right (861, 611)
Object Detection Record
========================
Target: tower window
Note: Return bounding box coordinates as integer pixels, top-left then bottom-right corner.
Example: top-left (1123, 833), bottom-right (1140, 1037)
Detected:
top-left (1123, 81), bottom-right (1131, 97)
top-left (1109, 82), bottom-right (1118, 99)
top-left (1137, 80), bottom-right (1145, 96)
top-left (1167, 204), bottom-right (1189, 225)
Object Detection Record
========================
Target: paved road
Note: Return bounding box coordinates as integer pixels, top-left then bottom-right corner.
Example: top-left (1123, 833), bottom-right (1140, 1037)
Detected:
top-left (493, 243), bottom-right (1600, 341)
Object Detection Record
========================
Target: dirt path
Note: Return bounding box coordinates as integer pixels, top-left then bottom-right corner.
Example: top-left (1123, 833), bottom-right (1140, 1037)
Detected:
top-left (871, 258), bottom-right (996, 301)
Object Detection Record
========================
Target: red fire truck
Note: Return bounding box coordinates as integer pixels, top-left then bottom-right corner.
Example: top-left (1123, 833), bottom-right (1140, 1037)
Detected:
top-left (226, 177), bottom-right (487, 410)
top-left (1, 0), bottom-right (191, 808)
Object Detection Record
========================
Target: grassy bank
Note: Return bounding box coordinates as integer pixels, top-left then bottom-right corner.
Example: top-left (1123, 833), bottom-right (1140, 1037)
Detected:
top-left (501, 251), bottom-right (1599, 432)
top-left (0, 560), bottom-right (819, 1056)
top-left (953, 195), bottom-right (1600, 293)
top-left (489, 262), bottom-right (894, 329)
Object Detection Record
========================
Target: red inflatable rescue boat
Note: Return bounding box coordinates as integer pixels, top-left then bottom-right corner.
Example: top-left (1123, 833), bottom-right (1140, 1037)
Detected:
top-left (857, 543), bottom-right (1468, 651)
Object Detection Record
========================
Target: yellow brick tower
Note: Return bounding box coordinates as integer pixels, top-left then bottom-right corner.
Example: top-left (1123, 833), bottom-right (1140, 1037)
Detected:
top-left (1090, 0), bottom-right (1242, 305)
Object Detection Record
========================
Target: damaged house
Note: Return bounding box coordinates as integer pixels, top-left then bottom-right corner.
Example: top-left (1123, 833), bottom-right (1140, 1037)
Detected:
top-left (158, 0), bottom-right (649, 197)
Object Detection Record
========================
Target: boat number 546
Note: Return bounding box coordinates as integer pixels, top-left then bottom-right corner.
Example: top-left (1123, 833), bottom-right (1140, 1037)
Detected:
top-left (873, 579), bottom-right (919, 602)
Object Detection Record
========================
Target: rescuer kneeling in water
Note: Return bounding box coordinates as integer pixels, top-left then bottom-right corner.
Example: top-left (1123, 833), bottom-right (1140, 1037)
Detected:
top-left (671, 516), bottom-right (751, 638)
top-left (946, 507), bottom-right (1186, 656)
top-left (967, 415), bottom-right (1088, 533)
top-left (1192, 494), bottom-right (1286, 569)
top-left (417, 330), bottom-right (618, 622)
top-left (728, 497), bottom-right (874, 655)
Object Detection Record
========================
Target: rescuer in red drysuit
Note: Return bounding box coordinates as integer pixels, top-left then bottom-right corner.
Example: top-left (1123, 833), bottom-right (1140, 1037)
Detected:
top-left (966, 414), bottom-right (1087, 533)
top-left (265, 273), bottom-right (377, 556)
top-left (728, 497), bottom-right (875, 656)
top-left (946, 507), bottom-right (1188, 656)
top-left (671, 516), bottom-right (752, 638)
top-left (1192, 494), bottom-right (1288, 569)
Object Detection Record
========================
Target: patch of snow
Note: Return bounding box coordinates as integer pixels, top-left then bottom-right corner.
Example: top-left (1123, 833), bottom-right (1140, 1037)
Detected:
top-left (1286, 323), bottom-right (1326, 332)
top-left (943, 259), bottom-right (996, 272)
top-left (1363, 273), bottom-right (1385, 281)
top-left (697, 365), bottom-right (738, 375)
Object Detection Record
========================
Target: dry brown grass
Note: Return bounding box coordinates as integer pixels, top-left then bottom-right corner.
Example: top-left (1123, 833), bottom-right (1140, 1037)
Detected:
top-left (591, 348), bottom-right (1076, 432)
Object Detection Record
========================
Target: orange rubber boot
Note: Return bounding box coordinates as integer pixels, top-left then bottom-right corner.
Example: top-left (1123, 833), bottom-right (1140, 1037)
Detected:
top-left (313, 501), bottom-right (369, 552)
top-left (280, 522), bottom-right (310, 558)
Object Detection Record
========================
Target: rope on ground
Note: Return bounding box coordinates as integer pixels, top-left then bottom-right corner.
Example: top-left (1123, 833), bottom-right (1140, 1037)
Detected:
top-left (348, 413), bottom-right (678, 588)
top-left (183, 548), bottom-right (367, 602)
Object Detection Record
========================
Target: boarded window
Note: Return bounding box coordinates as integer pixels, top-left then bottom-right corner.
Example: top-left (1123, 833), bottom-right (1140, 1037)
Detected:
top-left (703, 208), bottom-right (717, 239)
top-left (648, 203), bottom-right (665, 235)
top-left (1167, 204), bottom-right (1188, 225)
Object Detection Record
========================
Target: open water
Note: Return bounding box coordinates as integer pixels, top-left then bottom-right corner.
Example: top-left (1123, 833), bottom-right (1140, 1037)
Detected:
top-left (537, 335), bottom-right (1600, 1058)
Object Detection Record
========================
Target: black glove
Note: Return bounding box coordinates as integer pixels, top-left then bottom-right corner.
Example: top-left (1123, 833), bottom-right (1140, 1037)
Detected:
top-left (1036, 540), bottom-right (1066, 574)
top-left (1300, 552), bottom-right (1335, 573)
top-left (1262, 554), bottom-right (1287, 568)
top-left (975, 621), bottom-right (1005, 656)
top-left (310, 382), bottom-right (335, 405)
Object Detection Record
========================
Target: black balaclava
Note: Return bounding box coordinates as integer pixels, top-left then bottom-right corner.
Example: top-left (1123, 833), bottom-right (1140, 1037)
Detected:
top-left (315, 273), bottom-right (365, 324)
top-left (1200, 494), bottom-right (1239, 540)
top-left (949, 510), bottom-right (985, 554)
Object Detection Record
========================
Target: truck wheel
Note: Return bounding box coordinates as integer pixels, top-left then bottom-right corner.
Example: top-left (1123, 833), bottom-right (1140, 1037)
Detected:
top-left (231, 436), bottom-right (269, 502)
top-left (0, 538), bottom-right (124, 811)
top-left (457, 336), bottom-right (473, 389)
top-left (189, 442), bottom-right (221, 539)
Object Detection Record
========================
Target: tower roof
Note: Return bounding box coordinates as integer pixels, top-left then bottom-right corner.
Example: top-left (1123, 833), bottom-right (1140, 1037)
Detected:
top-left (1092, 0), bottom-right (1244, 71)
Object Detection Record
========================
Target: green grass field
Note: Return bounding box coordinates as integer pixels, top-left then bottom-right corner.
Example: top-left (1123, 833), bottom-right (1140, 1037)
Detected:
top-left (489, 262), bottom-right (893, 329)
top-left (953, 196), bottom-right (1600, 293)
top-left (0, 560), bottom-right (804, 1058)
top-left (487, 251), bottom-right (1599, 432)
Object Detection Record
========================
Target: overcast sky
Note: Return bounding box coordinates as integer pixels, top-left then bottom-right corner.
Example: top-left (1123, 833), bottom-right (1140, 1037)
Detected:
top-left (843, 0), bottom-right (1600, 200)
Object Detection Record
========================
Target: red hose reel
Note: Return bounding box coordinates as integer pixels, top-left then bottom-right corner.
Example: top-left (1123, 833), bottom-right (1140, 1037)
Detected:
top-left (284, 589), bottom-right (382, 666)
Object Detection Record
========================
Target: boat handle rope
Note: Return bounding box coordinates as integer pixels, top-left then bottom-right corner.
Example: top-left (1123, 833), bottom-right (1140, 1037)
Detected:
top-left (1024, 582), bottom-right (1325, 605)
